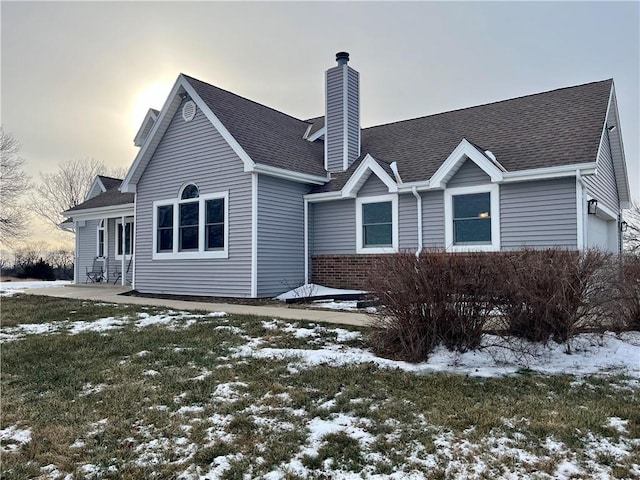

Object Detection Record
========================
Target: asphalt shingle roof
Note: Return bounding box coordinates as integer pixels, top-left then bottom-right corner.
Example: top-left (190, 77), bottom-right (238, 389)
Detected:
top-left (65, 178), bottom-right (134, 213)
top-left (184, 75), bottom-right (326, 177)
top-left (312, 79), bottom-right (612, 193)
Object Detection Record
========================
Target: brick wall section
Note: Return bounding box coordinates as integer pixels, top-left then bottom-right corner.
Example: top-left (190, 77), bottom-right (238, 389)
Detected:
top-left (311, 254), bottom-right (387, 290)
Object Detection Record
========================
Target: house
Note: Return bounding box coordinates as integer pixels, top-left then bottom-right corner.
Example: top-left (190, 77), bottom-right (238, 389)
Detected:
top-left (63, 52), bottom-right (631, 296)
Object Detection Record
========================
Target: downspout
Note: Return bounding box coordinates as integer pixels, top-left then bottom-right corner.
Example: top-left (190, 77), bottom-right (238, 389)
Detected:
top-left (304, 198), bottom-right (309, 285)
top-left (412, 187), bottom-right (423, 257)
top-left (576, 170), bottom-right (587, 250)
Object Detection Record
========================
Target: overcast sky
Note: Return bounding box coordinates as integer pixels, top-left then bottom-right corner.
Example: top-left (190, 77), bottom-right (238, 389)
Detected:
top-left (2, 1), bottom-right (639, 243)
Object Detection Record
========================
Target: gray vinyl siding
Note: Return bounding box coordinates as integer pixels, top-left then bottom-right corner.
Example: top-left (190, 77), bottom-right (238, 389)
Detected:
top-left (256, 175), bottom-right (310, 297)
top-left (422, 191), bottom-right (445, 248)
top-left (346, 67), bottom-right (360, 168)
top-left (311, 199), bottom-right (356, 254)
top-left (325, 66), bottom-right (344, 173)
top-left (399, 193), bottom-right (418, 251)
top-left (325, 65), bottom-right (359, 172)
top-left (501, 178), bottom-right (577, 249)
top-left (583, 131), bottom-right (619, 214)
top-left (76, 220), bottom-right (98, 283)
top-left (447, 160), bottom-right (491, 188)
top-left (358, 174), bottom-right (388, 197)
top-left (134, 100), bottom-right (253, 297)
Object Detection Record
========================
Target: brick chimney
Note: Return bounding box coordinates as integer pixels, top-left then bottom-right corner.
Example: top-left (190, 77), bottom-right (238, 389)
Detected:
top-left (325, 52), bottom-right (360, 172)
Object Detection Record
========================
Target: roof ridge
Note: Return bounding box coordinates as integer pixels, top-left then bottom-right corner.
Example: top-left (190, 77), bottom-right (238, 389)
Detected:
top-left (182, 73), bottom-right (309, 126)
top-left (363, 78), bottom-right (613, 132)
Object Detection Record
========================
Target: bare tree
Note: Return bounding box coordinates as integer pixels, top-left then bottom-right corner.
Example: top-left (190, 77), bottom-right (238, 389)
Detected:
top-left (29, 157), bottom-right (127, 233)
top-left (623, 201), bottom-right (640, 254)
top-left (0, 128), bottom-right (31, 247)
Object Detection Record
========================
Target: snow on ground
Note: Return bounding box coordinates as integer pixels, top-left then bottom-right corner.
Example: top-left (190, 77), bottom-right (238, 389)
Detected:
top-left (3, 305), bottom-right (640, 479)
top-left (0, 310), bottom-right (227, 343)
top-left (276, 283), bottom-right (365, 301)
top-left (232, 328), bottom-right (640, 378)
top-left (0, 280), bottom-right (71, 296)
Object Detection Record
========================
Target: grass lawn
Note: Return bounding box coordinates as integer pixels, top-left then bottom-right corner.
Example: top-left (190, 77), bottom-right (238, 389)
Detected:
top-left (1, 294), bottom-right (639, 479)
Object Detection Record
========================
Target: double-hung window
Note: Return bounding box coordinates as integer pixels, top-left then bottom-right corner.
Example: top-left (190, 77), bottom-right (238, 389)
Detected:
top-left (96, 220), bottom-right (106, 258)
top-left (115, 219), bottom-right (134, 259)
top-left (445, 184), bottom-right (500, 252)
top-left (153, 183), bottom-right (228, 260)
top-left (356, 194), bottom-right (398, 254)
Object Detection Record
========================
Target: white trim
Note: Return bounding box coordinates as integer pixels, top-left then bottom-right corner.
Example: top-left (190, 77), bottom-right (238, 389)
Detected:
top-left (355, 194), bottom-right (399, 254)
top-left (120, 216), bottom-right (126, 285)
top-left (304, 191), bottom-right (343, 203)
top-left (430, 139), bottom-right (505, 189)
top-left (86, 177), bottom-right (106, 200)
top-left (304, 198), bottom-right (309, 284)
top-left (115, 217), bottom-right (134, 260)
top-left (302, 123), bottom-right (312, 140)
top-left (74, 221), bottom-right (80, 284)
top-left (96, 219), bottom-right (107, 258)
top-left (307, 126), bottom-right (325, 142)
top-left (411, 187), bottom-right (423, 256)
top-left (342, 154), bottom-right (398, 197)
top-left (133, 108), bottom-right (159, 147)
top-left (444, 184), bottom-right (500, 252)
top-left (152, 191), bottom-right (229, 260)
top-left (250, 163), bottom-right (328, 185)
top-left (65, 203), bottom-right (135, 221)
top-left (501, 163), bottom-right (597, 183)
top-left (251, 173), bottom-right (258, 298)
top-left (132, 201), bottom-right (137, 289)
top-left (576, 173), bottom-right (585, 250)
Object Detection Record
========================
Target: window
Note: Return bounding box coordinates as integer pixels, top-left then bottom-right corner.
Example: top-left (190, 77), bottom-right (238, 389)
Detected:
top-left (356, 194), bottom-right (398, 254)
top-left (116, 219), bottom-right (134, 258)
top-left (205, 198), bottom-right (224, 250)
top-left (153, 185), bottom-right (228, 260)
top-left (97, 220), bottom-right (106, 258)
top-left (445, 184), bottom-right (500, 252)
top-left (453, 193), bottom-right (491, 244)
top-left (157, 205), bottom-right (173, 252)
top-left (363, 202), bottom-right (392, 247)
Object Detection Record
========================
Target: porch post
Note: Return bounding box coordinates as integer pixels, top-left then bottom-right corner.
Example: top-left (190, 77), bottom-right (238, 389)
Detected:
top-left (121, 215), bottom-right (126, 286)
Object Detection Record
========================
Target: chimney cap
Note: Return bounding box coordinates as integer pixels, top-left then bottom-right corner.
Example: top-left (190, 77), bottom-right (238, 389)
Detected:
top-left (336, 51), bottom-right (350, 65)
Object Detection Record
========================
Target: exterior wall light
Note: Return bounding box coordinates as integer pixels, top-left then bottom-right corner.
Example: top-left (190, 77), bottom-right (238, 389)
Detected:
top-left (587, 199), bottom-right (598, 215)
top-left (620, 221), bottom-right (628, 232)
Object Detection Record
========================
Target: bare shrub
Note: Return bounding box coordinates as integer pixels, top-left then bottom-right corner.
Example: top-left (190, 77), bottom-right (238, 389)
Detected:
top-left (367, 251), bottom-right (501, 362)
top-left (616, 254), bottom-right (640, 330)
top-left (493, 249), bottom-right (612, 349)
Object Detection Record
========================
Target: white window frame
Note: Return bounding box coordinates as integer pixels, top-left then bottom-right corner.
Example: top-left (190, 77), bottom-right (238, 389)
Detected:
top-left (444, 184), bottom-right (500, 252)
top-left (356, 194), bottom-right (398, 254)
top-left (115, 218), bottom-right (134, 260)
top-left (96, 219), bottom-right (107, 258)
top-left (152, 190), bottom-right (229, 260)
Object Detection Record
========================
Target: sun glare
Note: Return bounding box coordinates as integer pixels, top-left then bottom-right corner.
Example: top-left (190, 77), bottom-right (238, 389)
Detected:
top-left (131, 82), bottom-right (173, 131)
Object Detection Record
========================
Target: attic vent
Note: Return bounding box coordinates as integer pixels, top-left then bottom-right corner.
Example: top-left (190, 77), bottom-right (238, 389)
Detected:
top-left (182, 100), bottom-right (196, 122)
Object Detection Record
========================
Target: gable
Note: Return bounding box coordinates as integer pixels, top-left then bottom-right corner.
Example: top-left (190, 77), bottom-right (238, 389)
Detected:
top-left (447, 159), bottom-right (492, 188)
top-left (358, 173), bottom-right (390, 197)
top-left (137, 96), bottom-right (246, 193)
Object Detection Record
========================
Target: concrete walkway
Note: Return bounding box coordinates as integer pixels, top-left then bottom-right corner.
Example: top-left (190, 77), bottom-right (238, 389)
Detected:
top-left (24, 285), bottom-right (371, 327)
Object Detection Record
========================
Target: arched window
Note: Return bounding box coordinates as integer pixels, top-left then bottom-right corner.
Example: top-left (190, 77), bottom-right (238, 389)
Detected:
top-left (179, 184), bottom-right (200, 251)
top-left (181, 183), bottom-right (199, 200)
